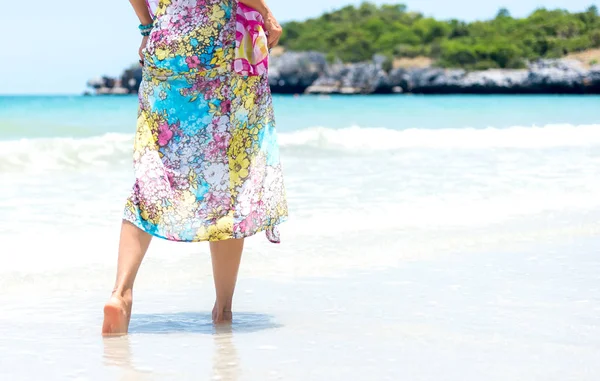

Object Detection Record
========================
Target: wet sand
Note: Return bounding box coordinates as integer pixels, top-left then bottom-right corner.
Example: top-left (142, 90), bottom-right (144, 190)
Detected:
top-left (1, 235), bottom-right (599, 380)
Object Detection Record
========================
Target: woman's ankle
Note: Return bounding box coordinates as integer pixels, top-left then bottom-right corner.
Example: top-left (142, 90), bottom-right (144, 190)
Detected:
top-left (216, 297), bottom-right (233, 311)
top-left (111, 287), bottom-right (133, 304)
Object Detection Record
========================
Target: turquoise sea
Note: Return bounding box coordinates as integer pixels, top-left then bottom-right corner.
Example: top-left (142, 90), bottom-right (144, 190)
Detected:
top-left (1, 94), bottom-right (600, 139)
top-left (1, 94), bottom-right (600, 380)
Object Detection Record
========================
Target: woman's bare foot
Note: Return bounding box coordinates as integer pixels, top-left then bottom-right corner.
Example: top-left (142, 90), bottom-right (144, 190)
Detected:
top-left (102, 221), bottom-right (151, 336)
top-left (212, 301), bottom-right (233, 324)
top-left (102, 294), bottom-right (132, 336)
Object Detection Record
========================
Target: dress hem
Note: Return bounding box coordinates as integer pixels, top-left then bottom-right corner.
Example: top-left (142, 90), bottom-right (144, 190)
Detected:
top-left (122, 215), bottom-right (288, 244)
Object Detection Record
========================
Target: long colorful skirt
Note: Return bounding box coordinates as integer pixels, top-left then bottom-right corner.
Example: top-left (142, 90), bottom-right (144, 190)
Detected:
top-left (123, 0), bottom-right (287, 243)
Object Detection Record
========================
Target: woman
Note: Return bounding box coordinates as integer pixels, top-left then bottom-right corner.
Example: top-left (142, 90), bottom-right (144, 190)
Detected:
top-left (102, 0), bottom-right (287, 335)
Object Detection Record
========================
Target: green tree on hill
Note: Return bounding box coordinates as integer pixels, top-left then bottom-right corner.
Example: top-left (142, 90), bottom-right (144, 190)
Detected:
top-left (279, 2), bottom-right (600, 70)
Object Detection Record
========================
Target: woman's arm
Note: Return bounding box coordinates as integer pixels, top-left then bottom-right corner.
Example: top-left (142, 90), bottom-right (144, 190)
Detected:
top-left (129, 0), bottom-right (154, 64)
top-left (130, 0), bottom-right (153, 25)
top-left (238, 0), bottom-right (282, 48)
top-left (238, 0), bottom-right (269, 16)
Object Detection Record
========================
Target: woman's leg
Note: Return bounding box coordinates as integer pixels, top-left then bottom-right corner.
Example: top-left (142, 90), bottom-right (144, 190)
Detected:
top-left (210, 238), bottom-right (244, 323)
top-left (102, 220), bottom-right (152, 335)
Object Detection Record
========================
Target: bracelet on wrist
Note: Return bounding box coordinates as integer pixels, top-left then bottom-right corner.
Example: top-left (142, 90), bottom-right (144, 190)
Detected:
top-left (138, 22), bottom-right (154, 36)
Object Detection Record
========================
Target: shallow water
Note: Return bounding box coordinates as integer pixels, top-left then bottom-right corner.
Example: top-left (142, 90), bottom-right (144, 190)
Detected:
top-left (1, 237), bottom-right (599, 380)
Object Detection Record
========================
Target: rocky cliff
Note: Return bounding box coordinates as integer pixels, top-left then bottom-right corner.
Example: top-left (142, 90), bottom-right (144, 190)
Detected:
top-left (303, 54), bottom-right (600, 94)
top-left (394, 59), bottom-right (600, 94)
top-left (87, 53), bottom-right (600, 95)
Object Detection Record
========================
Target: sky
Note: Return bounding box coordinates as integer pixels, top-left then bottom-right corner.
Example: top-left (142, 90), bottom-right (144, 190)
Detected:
top-left (0, 0), bottom-right (597, 94)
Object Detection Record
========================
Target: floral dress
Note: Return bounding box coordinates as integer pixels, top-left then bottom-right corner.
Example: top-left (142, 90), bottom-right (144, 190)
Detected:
top-left (123, 0), bottom-right (287, 243)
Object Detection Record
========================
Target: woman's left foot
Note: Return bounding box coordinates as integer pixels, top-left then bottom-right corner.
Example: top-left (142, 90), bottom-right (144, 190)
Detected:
top-left (102, 295), bottom-right (131, 336)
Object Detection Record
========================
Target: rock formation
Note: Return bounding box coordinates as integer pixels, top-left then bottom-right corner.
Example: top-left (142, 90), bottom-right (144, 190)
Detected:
top-left (87, 53), bottom-right (600, 95)
top-left (267, 51), bottom-right (327, 94)
top-left (388, 59), bottom-right (600, 94)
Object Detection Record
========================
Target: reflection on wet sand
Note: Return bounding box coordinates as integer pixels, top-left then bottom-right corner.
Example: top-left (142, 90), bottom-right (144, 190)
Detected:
top-left (103, 336), bottom-right (156, 380)
top-left (102, 328), bottom-right (240, 380)
top-left (102, 312), bottom-right (279, 379)
top-left (212, 324), bottom-right (240, 381)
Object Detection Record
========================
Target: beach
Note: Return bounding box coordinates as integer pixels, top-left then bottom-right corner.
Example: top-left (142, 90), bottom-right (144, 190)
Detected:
top-left (1, 94), bottom-right (600, 379)
top-left (2, 236), bottom-right (600, 380)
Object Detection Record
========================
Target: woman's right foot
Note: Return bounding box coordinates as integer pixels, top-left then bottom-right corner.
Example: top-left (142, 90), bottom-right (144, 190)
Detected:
top-left (102, 295), bottom-right (132, 336)
top-left (212, 302), bottom-right (233, 324)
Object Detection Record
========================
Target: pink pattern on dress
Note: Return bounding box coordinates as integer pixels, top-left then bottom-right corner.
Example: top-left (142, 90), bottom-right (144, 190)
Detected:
top-left (234, 3), bottom-right (269, 76)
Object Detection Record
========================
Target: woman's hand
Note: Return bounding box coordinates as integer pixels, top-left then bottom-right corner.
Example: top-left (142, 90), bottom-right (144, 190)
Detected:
top-left (263, 12), bottom-right (282, 49)
top-left (139, 36), bottom-right (149, 66)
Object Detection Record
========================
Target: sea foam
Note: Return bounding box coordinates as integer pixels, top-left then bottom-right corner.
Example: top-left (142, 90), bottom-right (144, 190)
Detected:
top-left (1, 124), bottom-right (599, 172)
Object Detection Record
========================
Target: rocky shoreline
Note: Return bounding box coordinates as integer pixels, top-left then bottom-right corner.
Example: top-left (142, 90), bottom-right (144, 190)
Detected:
top-left (87, 52), bottom-right (600, 95)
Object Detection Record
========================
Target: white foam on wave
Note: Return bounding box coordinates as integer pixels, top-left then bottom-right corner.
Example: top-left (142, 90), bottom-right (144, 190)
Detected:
top-left (0, 133), bottom-right (133, 172)
top-left (1, 124), bottom-right (599, 172)
top-left (279, 124), bottom-right (600, 151)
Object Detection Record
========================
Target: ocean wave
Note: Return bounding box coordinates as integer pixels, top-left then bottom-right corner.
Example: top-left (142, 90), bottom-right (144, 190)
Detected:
top-left (1, 124), bottom-right (599, 171)
top-left (278, 124), bottom-right (600, 150)
top-left (0, 133), bottom-right (134, 172)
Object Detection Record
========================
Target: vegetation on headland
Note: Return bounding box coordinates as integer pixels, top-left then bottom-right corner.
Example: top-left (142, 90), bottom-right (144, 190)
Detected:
top-left (279, 3), bottom-right (600, 70)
